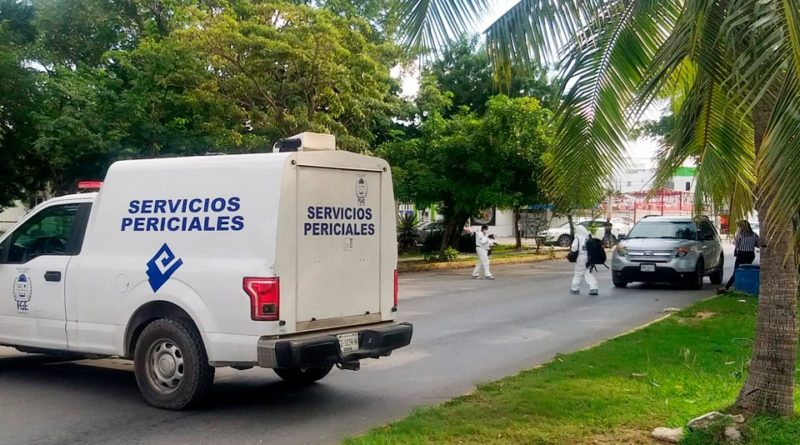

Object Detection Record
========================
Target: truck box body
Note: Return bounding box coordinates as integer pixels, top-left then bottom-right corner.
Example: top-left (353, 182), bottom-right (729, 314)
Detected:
top-left (60, 151), bottom-right (398, 364)
top-left (0, 140), bottom-right (410, 408)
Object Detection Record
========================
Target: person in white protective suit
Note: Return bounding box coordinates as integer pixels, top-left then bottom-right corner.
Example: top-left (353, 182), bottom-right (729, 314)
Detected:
top-left (570, 225), bottom-right (599, 295)
top-left (472, 224), bottom-right (495, 280)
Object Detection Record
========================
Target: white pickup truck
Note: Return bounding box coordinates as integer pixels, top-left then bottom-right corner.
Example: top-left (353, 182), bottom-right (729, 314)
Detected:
top-left (0, 133), bottom-right (412, 409)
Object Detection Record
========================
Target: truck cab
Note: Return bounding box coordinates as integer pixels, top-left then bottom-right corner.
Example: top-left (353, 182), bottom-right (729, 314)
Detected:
top-left (0, 133), bottom-right (412, 409)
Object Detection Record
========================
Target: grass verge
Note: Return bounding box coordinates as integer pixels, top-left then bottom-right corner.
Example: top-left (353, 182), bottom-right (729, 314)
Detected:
top-left (344, 295), bottom-right (800, 444)
top-left (398, 245), bottom-right (566, 273)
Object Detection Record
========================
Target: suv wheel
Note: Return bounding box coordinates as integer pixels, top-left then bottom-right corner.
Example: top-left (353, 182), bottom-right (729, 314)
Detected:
top-left (688, 259), bottom-right (704, 290)
top-left (612, 274), bottom-right (627, 288)
top-left (709, 254), bottom-right (724, 285)
top-left (134, 319), bottom-right (215, 410)
top-left (557, 235), bottom-right (572, 247)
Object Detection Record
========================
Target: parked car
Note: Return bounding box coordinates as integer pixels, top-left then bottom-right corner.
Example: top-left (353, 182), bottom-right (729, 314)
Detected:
top-left (418, 220), bottom-right (445, 240)
top-left (611, 216), bottom-right (724, 289)
top-left (538, 218), bottom-right (628, 247)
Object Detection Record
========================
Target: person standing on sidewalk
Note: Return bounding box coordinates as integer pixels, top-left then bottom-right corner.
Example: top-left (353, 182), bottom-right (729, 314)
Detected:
top-left (472, 225), bottom-right (495, 280)
top-left (722, 220), bottom-right (759, 291)
top-left (570, 225), bottom-right (599, 295)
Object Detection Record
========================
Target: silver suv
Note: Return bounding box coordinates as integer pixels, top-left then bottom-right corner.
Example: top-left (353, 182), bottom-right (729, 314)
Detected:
top-left (611, 216), bottom-right (724, 289)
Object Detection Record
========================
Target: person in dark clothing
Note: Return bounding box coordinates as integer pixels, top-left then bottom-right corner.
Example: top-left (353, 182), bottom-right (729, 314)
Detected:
top-left (723, 220), bottom-right (759, 291)
top-left (602, 218), bottom-right (613, 247)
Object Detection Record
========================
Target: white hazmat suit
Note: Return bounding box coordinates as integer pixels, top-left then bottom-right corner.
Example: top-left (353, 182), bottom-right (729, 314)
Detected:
top-left (472, 230), bottom-right (494, 279)
top-left (570, 225), bottom-right (598, 293)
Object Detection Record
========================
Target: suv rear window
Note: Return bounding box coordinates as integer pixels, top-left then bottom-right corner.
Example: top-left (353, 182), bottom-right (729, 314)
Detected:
top-left (627, 220), bottom-right (697, 240)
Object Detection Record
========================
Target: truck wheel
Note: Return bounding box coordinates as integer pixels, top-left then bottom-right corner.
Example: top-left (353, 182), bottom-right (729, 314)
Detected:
top-left (557, 235), bottom-right (572, 247)
top-left (710, 254), bottom-right (724, 284)
top-left (688, 259), bottom-right (705, 290)
top-left (134, 319), bottom-right (215, 410)
top-left (274, 364), bottom-right (334, 385)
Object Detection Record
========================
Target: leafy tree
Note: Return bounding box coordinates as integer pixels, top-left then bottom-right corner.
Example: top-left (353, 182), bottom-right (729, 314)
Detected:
top-left (481, 95), bottom-right (551, 248)
top-left (382, 93), bottom-right (551, 255)
top-left (427, 34), bottom-right (555, 116)
top-left (400, 0), bottom-right (800, 417)
top-left (0, 0), bottom-right (41, 207)
top-left (0, 0), bottom-right (409, 202)
top-left (180, 1), bottom-right (406, 153)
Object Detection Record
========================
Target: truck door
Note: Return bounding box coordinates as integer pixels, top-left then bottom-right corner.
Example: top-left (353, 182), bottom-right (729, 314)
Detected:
top-left (296, 166), bottom-right (382, 328)
top-left (0, 203), bottom-right (91, 350)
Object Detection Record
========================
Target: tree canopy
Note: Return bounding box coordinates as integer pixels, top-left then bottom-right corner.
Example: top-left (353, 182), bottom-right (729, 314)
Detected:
top-left (382, 92), bottom-right (552, 252)
top-left (0, 0), bottom-right (407, 205)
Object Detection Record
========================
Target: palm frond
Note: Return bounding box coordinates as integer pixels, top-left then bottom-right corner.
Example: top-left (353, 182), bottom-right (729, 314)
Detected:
top-left (784, 0), bottom-right (800, 77)
top-left (761, 69), bottom-right (800, 236)
top-left (652, 69), bottom-right (755, 222)
top-left (719, 0), bottom-right (795, 115)
top-left (396, 0), bottom-right (489, 53)
top-left (636, 0), bottom-right (730, 118)
top-left (540, 0), bottom-right (680, 207)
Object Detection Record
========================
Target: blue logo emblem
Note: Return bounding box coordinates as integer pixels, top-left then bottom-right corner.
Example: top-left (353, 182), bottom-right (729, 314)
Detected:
top-left (146, 243), bottom-right (183, 293)
top-left (13, 273), bottom-right (32, 312)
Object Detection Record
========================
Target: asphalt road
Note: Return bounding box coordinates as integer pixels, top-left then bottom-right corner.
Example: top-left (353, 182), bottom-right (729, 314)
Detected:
top-left (0, 253), bottom-right (734, 445)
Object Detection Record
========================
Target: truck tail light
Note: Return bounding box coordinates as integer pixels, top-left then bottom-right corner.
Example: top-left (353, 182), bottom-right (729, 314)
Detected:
top-left (243, 277), bottom-right (280, 321)
top-left (393, 269), bottom-right (399, 309)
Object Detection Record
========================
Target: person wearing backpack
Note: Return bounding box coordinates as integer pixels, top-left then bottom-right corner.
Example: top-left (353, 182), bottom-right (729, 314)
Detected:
top-left (569, 225), bottom-right (599, 295)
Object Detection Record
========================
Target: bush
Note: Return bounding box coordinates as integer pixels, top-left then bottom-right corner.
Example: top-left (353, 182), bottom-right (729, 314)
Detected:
top-left (423, 246), bottom-right (460, 262)
top-left (421, 230), bottom-right (476, 254)
top-left (396, 213), bottom-right (421, 253)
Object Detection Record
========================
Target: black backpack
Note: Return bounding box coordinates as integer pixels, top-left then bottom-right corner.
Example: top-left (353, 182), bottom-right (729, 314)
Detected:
top-left (585, 235), bottom-right (607, 270)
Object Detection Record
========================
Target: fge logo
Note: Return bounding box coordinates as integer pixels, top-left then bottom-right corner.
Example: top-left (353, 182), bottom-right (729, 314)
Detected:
top-left (146, 243), bottom-right (184, 292)
top-left (355, 176), bottom-right (368, 206)
top-left (13, 273), bottom-right (32, 313)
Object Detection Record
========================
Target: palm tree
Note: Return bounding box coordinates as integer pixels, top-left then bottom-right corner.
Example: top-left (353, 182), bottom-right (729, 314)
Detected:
top-left (398, 0), bottom-right (800, 417)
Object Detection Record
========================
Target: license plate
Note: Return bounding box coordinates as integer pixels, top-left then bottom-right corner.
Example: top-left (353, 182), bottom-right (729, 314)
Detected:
top-left (640, 264), bottom-right (656, 272)
top-left (337, 333), bottom-right (359, 353)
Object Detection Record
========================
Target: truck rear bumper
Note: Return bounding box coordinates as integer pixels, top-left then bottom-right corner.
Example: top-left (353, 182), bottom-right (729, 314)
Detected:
top-left (256, 322), bottom-right (413, 369)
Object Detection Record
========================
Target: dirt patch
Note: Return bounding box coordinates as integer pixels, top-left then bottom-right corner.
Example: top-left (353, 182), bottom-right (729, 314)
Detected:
top-left (694, 311), bottom-right (716, 319)
top-left (584, 428), bottom-right (659, 445)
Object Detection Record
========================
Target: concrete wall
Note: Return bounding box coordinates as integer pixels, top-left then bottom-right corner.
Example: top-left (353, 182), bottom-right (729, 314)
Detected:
top-left (0, 201), bottom-right (28, 232)
top-left (468, 209), bottom-right (515, 237)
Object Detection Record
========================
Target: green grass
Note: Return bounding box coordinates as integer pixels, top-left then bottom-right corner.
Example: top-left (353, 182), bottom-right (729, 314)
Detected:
top-left (344, 295), bottom-right (800, 445)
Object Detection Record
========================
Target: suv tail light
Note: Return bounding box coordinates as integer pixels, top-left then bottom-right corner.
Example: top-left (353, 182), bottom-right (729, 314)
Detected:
top-left (243, 277), bottom-right (280, 321)
top-left (393, 269), bottom-right (399, 309)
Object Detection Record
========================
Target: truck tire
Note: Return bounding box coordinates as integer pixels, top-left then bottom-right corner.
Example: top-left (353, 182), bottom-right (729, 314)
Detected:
top-left (710, 254), bottom-right (724, 284)
top-left (274, 364), bottom-right (334, 385)
top-left (134, 318), bottom-right (215, 410)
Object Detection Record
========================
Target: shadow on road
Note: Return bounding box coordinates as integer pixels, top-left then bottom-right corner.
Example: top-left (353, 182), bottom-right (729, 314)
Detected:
top-left (0, 354), bottom-right (372, 413)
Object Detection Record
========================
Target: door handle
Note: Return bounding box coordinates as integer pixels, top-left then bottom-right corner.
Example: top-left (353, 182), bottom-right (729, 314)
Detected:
top-left (44, 271), bottom-right (62, 282)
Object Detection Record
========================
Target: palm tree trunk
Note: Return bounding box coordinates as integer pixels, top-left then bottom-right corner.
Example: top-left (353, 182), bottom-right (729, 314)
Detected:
top-left (734, 100), bottom-right (798, 417)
